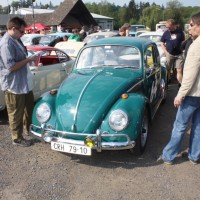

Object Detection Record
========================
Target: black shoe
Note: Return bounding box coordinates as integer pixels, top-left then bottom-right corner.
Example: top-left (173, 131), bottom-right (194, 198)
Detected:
top-left (12, 139), bottom-right (31, 147)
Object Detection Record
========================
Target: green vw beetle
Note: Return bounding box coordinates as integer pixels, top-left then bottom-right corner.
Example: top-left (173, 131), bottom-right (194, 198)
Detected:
top-left (30, 37), bottom-right (167, 156)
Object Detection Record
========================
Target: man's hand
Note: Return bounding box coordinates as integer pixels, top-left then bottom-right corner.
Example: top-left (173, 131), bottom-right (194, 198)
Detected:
top-left (174, 96), bottom-right (183, 107)
top-left (28, 55), bottom-right (38, 62)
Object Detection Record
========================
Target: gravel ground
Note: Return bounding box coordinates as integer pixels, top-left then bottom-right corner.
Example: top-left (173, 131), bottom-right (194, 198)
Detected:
top-left (0, 82), bottom-right (200, 200)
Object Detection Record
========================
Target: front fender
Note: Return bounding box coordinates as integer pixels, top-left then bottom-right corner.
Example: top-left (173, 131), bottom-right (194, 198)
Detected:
top-left (32, 91), bottom-right (57, 131)
top-left (101, 93), bottom-right (147, 141)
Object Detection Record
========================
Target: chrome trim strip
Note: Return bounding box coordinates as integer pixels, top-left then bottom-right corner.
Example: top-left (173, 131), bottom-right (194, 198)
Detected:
top-left (73, 70), bottom-right (104, 131)
top-left (127, 79), bottom-right (144, 93)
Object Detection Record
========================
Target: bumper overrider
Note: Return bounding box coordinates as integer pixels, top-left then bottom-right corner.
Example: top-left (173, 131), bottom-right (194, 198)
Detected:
top-left (30, 124), bottom-right (136, 152)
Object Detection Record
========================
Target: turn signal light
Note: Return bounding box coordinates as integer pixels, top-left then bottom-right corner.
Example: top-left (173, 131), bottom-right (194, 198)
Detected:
top-left (121, 93), bottom-right (129, 99)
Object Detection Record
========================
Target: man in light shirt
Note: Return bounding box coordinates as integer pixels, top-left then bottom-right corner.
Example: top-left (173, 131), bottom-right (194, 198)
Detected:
top-left (160, 12), bottom-right (200, 165)
top-left (0, 17), bottom-right (36, 147)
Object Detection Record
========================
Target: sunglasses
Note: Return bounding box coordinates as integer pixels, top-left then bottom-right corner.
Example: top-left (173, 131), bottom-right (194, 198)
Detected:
top-left (190, 23), bottom-right (194, 27)
top-left (17, 29), bottom-right (25, 34)
top-left (13, 27), bottom-right (25, 34)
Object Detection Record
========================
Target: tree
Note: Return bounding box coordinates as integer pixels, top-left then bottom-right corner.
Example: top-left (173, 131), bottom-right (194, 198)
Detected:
top-left (49, 1), bottom-right (53, 9)
top-left (127, 0), bottom-right (138, 22)
top-left (165, 0), bottom-right (184, 28)
top-left (142, 5), bottom-right (163, 30)
top-left (11, 1), bottom-right (20, 10)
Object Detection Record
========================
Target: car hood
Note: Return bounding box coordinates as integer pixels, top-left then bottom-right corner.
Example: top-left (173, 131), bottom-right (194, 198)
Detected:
top-left (56, 68), bottom-right (142, 133)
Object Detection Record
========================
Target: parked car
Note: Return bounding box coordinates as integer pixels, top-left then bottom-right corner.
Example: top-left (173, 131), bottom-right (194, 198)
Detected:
top-left (129, 25), bottom-right (146, 37)
top-left (138, 31), bottom-right (164, 57)
top-left (54, 41), bottom-right (86, 59)
top-left (0, 46), bottom-right (74, 111)
top-left (83, 31), bottom-right (119, 43)
top-left (39, 32), bottom-right (72, 46)
top-left (30, 37), bottom-right (167, 156)
top-left (138, 32), bottom-right (170, 81)
top-left (21, 34), bottom-right (45, 46)
top-left (135, 29), bottom-right (150, 37)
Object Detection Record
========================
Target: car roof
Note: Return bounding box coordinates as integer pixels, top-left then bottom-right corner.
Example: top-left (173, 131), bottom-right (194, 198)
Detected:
top-left (139, 31), bottom-right (164, 37)
top-left (85, 37), bottom-right (153, 49)
top-left (26, 45), bottom-right (61, 51)
top-left (55, 41), bottom-right (85, 58)
top-left (87, 31), bottom-right (119, 37)
top-left (49, 32), bottom-right (72, 37)
top-left (22, 34), bottom-right (43, 38)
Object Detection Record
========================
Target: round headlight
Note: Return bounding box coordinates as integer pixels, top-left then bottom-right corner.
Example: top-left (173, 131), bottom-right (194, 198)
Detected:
top-left (109, 110), bottom-right (128, 131)
top-left (36, 103), bottom-right (51, 123)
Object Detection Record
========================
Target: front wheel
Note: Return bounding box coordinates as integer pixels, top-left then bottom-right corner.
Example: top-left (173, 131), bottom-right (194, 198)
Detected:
top-left (130, 109), bottom-right (149, 155)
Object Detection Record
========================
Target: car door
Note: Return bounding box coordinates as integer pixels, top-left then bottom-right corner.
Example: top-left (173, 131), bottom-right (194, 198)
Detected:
top-left (143, 44), bottom-right (161, 116)
top-left (31, 49), bottom-right (72, 99)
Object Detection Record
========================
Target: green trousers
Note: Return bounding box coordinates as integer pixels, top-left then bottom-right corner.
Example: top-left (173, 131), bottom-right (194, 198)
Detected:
top-left (4, 91), bottom-right (34, 141)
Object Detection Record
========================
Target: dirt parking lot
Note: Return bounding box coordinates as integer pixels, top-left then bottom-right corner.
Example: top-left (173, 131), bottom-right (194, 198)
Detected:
top-left (0, 82), bottom-right (200, 200)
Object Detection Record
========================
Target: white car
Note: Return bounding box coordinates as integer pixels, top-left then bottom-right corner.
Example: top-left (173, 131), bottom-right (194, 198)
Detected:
top-left (55, 41), bottom-right (86, 59)
top-left (0, 46), bottom-right (74, 111)
top-left (21, 34), bottom-right (46, 46)
top-left (83, 31), bottom-right (119, 43)
top-left (138, 31), bottom-right (165, 58)
top-left (138, 31), bottom-right (169, 81)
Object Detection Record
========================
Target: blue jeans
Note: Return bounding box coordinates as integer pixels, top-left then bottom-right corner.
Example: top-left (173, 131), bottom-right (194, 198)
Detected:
top-left (163, 96), bottom-right (200, 162)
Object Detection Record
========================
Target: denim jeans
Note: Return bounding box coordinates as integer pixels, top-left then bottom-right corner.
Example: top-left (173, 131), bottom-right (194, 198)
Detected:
top-left (162, 96), bottom-right (200, 162)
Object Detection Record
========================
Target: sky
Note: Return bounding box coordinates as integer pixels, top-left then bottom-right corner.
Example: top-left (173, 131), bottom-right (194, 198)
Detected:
top-left (1, 0), bottom-right (199, 8)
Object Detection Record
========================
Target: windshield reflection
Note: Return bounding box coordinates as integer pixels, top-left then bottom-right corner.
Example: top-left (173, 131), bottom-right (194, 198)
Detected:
top-left (76, 45), bottom-right (141, 69)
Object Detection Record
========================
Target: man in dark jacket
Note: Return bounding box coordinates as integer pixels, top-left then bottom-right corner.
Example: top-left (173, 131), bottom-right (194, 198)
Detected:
top-left (161, 19), bottom-right (185, 84)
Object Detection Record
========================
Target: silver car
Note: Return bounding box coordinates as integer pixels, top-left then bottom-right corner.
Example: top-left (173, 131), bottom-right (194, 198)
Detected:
top-left (0, 46), bottom-right (74, 111)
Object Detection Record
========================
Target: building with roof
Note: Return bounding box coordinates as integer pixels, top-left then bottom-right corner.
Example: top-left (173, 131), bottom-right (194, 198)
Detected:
top-left (0, 0), bottom-right (114, 32)
top-left (91, 13), bottom-right (113, 30)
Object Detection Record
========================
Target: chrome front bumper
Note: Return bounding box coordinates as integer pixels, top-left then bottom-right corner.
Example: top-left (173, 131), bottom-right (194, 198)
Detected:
top-left (30, 124), bottom-right (135, 152)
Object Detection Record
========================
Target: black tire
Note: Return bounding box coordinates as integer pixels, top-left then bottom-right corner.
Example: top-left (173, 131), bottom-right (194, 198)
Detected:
top-left (130, 109), bottom-right (149, 155)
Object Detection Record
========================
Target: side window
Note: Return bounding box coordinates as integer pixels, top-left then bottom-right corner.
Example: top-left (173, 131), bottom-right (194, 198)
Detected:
top-left (152, 45), bottom-right (160, 65)
top-left (144, 46), bottom-right (154, 69)
top-left (56, 51), bottom-right (70, 63)
top-left (39, 50), bottom-right (59, 66)
top-left (32, 37), bottom-right (41, 45)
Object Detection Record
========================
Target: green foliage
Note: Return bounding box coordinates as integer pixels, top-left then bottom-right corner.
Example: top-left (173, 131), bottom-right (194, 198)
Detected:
top-left (85, 0), bottom-right (199, 30)
top-left (4, 0), bottom-right (200, 30)
top-left (11, 1), bottom-right (20, 9)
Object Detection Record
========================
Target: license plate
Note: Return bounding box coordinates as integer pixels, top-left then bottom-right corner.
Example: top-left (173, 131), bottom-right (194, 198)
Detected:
top-left (51, 141), bottom-right (92, 156)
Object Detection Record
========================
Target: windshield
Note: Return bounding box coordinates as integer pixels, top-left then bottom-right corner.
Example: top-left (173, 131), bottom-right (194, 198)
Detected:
top-left (139, 35), bottom-right (162, 43)
top-left (39, 35), bottom-right (52, 45)
top-left (76, 45), bottom-right (141, 69)
top-left (130, 25), bottom-right (145, 32)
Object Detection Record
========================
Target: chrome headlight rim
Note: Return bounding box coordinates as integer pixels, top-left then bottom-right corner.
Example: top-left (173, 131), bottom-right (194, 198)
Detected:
top-left (108, 109), bottom-right (129, 132)
top-left (36, 102), bottom-right (51, 123)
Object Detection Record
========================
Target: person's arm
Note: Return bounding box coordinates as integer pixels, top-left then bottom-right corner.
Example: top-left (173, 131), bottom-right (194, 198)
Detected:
top-left (10, 56), bottom-right (37, 72)
top-left (177, 43), bottom-right (200, 99)
top-left (1, 40), bottom-right (38, 72)
top-left (161, 42), bottom-right (168, 56)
